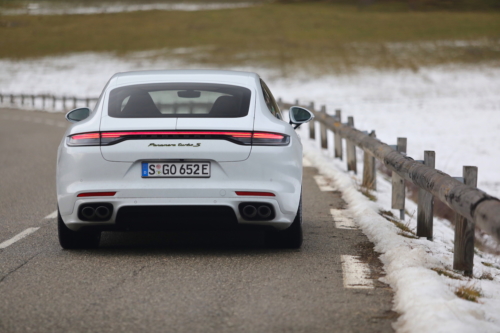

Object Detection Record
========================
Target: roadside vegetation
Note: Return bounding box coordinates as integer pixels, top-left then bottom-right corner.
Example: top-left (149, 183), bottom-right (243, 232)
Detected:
top-left (1, 1), bottom-right (499, 72)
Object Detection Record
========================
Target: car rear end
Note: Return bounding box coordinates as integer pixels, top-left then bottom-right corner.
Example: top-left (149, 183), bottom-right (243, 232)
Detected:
top-left (57, 70), bottom-right (302, 233)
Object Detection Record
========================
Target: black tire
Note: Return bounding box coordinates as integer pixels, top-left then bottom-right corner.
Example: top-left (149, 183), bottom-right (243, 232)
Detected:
top-left (267, 197), bottom-right (303, 249)
top-left (58, 209), bottom-right (101, 249)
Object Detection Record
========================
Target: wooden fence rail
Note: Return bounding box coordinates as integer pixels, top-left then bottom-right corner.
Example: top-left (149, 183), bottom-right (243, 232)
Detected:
top-left (0, 92), bottom-right (98, 112)
top-left (3, 92), bottom-right (499, 276)
top-left (279, 99), bottom-right (500, 277)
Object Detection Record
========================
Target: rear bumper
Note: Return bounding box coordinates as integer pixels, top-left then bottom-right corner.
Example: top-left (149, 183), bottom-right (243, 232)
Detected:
top-left (61, 197), bottom-right (295, 231)
top-left (57, 141), bottom-right (303, 231)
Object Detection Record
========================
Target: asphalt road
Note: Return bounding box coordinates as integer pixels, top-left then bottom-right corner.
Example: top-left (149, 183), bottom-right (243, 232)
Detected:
top-left (0, 107), bottom-right (395, 333)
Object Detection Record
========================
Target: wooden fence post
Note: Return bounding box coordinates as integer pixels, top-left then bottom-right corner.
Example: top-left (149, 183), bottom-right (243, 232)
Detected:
top-left (21, 95), bottom-right (25, 105)
top-left (52, 96), bottom-right (57, 110)
top-left (308, 102), bottom-right (315, 140)
top-left (62, 96), bottom-right (67, 111)
top-left (453, 166), bottom-right (478, 277)
top-left (73, 97), bottom-right (77, 109)
top-left (320, 105), bottom-right (328, 149)
top-left (31, 95), bottom-right (35, 108)
top-left (417, 151), bottom-right (435, 240)
top-left (0, 93), bottom-right (3, 104)
top-left (346, 116), bottom-right (357, 174)
top-left (10, 94), bottom-right (14, 105)
top-left (42, 95), bottom-right (46, 110)
top-left (334, 109), bottom-right (343, 160)
top-left (85, 98), bottom-right (90, 108)
top-left (362, 130), bottom-right (376, 190)
top-left (392, 137), bottom-right (407, 220)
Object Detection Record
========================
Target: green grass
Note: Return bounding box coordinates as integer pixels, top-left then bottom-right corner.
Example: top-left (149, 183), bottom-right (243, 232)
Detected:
top-left (1, 2), bottom-right (500, 71)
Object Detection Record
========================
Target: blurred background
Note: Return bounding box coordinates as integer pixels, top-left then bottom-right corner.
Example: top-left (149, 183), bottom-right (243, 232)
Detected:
top-left (1, 0), bottom-right (500, 197)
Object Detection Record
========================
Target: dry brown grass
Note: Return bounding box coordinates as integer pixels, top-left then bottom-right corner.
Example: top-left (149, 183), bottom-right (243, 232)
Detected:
top-left (431, 267), bottom-right (463, 280)
top-left (0, 2), bottom-right (499, 72)
top-left (455, 284), bottom-right (482, 302)
top-left (379, 209), bottom-right (419, 239)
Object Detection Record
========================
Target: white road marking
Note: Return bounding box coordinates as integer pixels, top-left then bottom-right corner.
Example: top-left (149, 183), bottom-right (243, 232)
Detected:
top-left (0, 228), bottom-right (40, 250)
top-left (302, 157), bottom-right (312, 167)
top-left (341, 255), bottom-right (374, 289)
top-left (313, 175), bottom-right (336, 191)
top-left (330, 209), bottom-right (357, 229)
top-left (44, 210), bottom-right (58, 219)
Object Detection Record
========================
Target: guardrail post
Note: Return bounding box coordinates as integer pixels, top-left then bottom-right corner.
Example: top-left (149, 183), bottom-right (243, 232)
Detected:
top-left (42, 95), bottom-right (46, 110)
top-left (308, 102), bottom-right (315, 140)
top-left (10, 94), bottom-right (14, 105)
top-left (21, 94), bottom-right (25, 105)
top-left (320, 105), bottom-right (328, 149)
top-left (392, 137), bottom-right (407, 220)
top-left (0, 93), bottom-right (3, 104)
top-left (362, 130), bottom-right (376, 190)
top-left (52, 95), bottom-right (57, 110)
top-left (295, 99), bottom-right (299, 106)
top-left (73, 97), bottom-right (77, 109)
top-left (62, 96), bottom-right (67, 111)
top-left (86, 98), bottom-right (90, 108)
top-left (417, 151), bottom-right (435, 240)
top-left (346, 116), bottom-right (357, 174)
top-left (334, 109), bottom-right (343, 160)
top-left (31, 95), bottom-right (35, 107)
top-left (453, 166), bottom-right (478, 277)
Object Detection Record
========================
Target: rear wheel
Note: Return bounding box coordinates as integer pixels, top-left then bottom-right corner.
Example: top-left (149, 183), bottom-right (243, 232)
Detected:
top-left (58, 209), bottom-right (101, 249)
top-left (267, 197), bottom-right (303, 249)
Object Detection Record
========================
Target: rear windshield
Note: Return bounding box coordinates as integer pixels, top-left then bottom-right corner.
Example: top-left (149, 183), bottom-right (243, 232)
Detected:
top-left (108, 83), bottom-right (251, 118)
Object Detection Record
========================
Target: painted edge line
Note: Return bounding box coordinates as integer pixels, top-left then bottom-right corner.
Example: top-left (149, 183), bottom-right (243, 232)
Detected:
top-left (341, 255), bottom-right (374, 289)
top-left (0, 228), bottom-right (40, 250)
top-left (44, 210), bottom-right (58, 219)
top-left (331, 209), bottom-right (357, 229)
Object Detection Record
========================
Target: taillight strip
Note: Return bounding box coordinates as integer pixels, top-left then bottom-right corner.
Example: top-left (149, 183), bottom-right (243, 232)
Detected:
top-left (68, 131), bottom-right (288, 146)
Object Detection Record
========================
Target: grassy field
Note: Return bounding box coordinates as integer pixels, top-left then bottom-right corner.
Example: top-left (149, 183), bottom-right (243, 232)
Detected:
top-left (1, 2), bottom-right (499, 72)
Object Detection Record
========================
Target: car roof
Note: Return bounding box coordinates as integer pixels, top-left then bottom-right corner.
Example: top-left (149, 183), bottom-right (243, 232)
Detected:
top-left (111, 70), bottom-right (260, 88)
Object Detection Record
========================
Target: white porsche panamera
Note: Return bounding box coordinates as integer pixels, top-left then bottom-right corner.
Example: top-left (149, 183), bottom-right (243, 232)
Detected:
top-left (57, 70), bottom-right (314, 249)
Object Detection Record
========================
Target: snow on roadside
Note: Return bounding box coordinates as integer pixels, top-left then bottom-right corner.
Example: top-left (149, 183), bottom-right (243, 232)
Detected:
top-left (2, 53), bottom-right (498, 199)
top-left (1, 2), bottom-right (254, 16)
top-left (298, 128), bottom-right (500, 332)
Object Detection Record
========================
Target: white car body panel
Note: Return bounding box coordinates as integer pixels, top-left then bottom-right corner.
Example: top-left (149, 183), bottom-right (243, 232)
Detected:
top-left (57, 70), bottom-right (303, 232)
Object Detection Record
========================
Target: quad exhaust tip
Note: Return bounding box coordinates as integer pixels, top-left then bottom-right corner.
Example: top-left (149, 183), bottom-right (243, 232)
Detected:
top-left (79, 203), bottom-right (113, 221)
top-left (81, 206), bottom-right (96, 219)
top-left (257, 205), bottom-right (272, 219)
top-left (240, 203), bottom-right (274, 220)
top-left (95, 206), bottom-right (111, 219)
top-left (242, 205), bottom-right (257, 218)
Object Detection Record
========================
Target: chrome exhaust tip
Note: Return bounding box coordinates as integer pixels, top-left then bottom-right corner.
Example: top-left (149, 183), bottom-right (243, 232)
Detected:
top-left (242, 205), bottom-right (257, 219)
top-left (81, 207), bottom-right (96, 219)
top-left (95, 206), bottom-right (111, 219)
top-left (257, 205), bottom-right (272, 219)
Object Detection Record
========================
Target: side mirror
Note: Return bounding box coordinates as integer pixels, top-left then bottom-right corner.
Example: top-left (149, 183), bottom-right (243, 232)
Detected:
top-left (65, 107), bottom-right (90, 123)
top-left (289, 106), bottom-right (314, 129)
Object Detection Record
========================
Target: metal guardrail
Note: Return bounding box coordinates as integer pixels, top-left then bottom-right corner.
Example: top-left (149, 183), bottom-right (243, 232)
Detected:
top-left (279, 98), bottom-right (500, 277)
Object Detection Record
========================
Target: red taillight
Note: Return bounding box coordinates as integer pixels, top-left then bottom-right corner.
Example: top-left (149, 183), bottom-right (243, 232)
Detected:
top-left (68, 131), bottom-right (289, 146)
top-left (77, 192), bottom-right (116, 197)
top-left (235, 191), bottom-right (276, 197)
top-left (251, 132), bottom-right (289, 146)
top-left (67, 132), bottom-right (100, 146)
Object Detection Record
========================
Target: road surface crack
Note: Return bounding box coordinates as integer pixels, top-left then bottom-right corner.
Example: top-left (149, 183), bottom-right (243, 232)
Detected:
top-left (0, 252), bottom-right (41, 284)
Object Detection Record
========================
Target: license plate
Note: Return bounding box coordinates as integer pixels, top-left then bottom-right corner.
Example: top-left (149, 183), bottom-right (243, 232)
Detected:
top-left (142, 162), bottom-right (211, 178)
